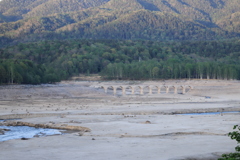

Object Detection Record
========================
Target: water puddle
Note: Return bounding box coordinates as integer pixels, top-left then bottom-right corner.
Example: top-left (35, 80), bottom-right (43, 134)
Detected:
top-left (178, 111), bottom-right (240, 115)
top-left (0, 126), bottom-right (63, 142)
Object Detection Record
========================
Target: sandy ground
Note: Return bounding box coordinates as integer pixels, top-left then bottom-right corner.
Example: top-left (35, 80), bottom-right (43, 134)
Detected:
top-left (0, 79), bottom-right (240, 160)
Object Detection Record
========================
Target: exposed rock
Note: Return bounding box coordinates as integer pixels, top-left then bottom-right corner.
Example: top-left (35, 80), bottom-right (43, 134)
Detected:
top-left (145, 120), bottom-right (151, 124)
top-left (33, 135), bottom-right (40, 138)
top-left (0, 130), bottom-right (4, 135)
top-left (0, 121), bottom-right (91, 132)
top-left (77, 132), bottom-right (84, 136)
top-left (0, 128), bottom-right (10, 135)
top-left (4, 129), bottom-right (11, 131)
top-left (69, 120), bottom-right (82, 124)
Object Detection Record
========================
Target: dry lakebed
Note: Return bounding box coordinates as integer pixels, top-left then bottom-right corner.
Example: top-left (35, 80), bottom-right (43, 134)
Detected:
top-left (0, 79), bottom-right (240, 160)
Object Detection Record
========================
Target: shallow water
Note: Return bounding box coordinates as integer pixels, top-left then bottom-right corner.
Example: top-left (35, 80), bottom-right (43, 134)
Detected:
top-left (179, 111), bottom-right (240, 115)
top-left (0, 126), bottom-right (62, 142)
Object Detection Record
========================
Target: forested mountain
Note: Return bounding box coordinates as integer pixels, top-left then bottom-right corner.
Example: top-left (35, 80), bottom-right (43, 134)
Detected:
top-left (1, 0), bottom-right (240, 46)
top-left (1, 0), bottom-right (240, 84)
top-left (0, 0), bottom-right (109, 21)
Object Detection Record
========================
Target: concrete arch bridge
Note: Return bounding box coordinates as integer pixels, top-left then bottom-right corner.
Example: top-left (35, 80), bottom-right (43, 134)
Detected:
top-left (97, 85), bottom-right (193, 96)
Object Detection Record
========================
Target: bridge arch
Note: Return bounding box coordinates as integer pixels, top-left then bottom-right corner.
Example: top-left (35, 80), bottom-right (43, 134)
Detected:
top-left (125, 86), bottom-right (134, 95)
top-left (177, 86), bottom-right (185, 94)
top-left (106, 86), bottom-right (116, 95)
top-left (134, 86), bottom-right (143, 95)
top-left (143, 86), bottom-right (152, 95)
top-left (100, 86), bottom-right (107, 93)
top-left (151, 85), bottom-right (160, 94)
top-left (168, 86), bottom-right (177, 94)
top-left (116, 86), bottom-right (126, 95)
top-left (160, 86), bottom-right (168, 94)
top-left (185, 86), bottom-right (193, 93)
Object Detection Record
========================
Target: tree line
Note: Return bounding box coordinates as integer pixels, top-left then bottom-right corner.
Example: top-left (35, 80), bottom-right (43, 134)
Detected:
top-left (101, 60), bottom-right (240, 80)
top-left (0, 39), bottom-right (240, 84)
top-left (0, 59), bottom-right (60, 84)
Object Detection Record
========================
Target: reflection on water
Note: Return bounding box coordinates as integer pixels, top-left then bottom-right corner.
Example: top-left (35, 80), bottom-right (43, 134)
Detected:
top-left (179, 111), bottom-right (240, 115)
top-left (0, 126), bottom-right (62, 142)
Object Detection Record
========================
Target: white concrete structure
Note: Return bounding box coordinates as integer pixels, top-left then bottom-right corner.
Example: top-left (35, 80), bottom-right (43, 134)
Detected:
top-left (98, 85), bottom-right (193, 96)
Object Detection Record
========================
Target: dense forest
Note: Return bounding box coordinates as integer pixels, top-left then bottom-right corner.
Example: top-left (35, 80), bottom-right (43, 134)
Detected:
top-left (0, 39), bottom-right (240, 84)
top-left (0, 59), bottom-right (60, 84)
top-left (1, 0), bottom-right (240, 46)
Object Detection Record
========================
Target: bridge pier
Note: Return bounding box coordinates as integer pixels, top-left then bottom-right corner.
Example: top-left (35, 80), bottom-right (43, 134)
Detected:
top-left (149, 87), bottom-right (152, 94)
top-left (122, 87), bottom-right (126, 95)
top-left (131, 88), bottom-right (135, 95)
top-left (103, 87), bottom-right (107, 93)
top-left (140, 87), bottom-right (143, 95)
top-left (166, 87), bottom-right (169, 94)
top-left (158, 87), bottom-right (161, 94)
top-left (174, 87), bottom-right (177, 94)
top-left (182, 87), bottom-right (186, 94)
top-left (113, 88), bottom-right (117, 96)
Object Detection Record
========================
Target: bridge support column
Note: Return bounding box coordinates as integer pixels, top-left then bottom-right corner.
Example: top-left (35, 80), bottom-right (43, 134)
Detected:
top-left (122, 87), bottom-right (126, 95)
top-left (182, 87), bottom-right (186, 94)
top-left (113, 88), bottom-right (117, 96)
top-left (158, 87), bottom-right (161, 94)
top-left (140, 88), bottom-right (143, 95)
top-left (131, 88), bottom-right (135, 95)
top-left (166, 87), bottom-right (169, 94)
top-left (149, 87), bottom-right (152, 94)
top-left (174, 87), bottom-right (177, 94)
top-left (104, 87), bottom-right (107, 93)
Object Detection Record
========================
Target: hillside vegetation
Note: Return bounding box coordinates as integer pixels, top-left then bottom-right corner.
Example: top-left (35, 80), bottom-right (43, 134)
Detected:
top-left (1, 39), bottom-right (240, 84)
top-left (1, 1), bottom-right (240, 84)
top-left (1, 0), bottom-right (240, 46)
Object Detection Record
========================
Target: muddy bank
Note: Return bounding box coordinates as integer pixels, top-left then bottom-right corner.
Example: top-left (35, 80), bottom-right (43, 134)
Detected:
top-left (0, 113), bottom-right (67, 120)
top-left (0, 121), bottom-right (91, 132)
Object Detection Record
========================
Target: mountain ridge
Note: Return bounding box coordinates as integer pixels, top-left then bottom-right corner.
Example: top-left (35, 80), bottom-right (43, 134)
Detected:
top-left (1, 0), bottom-right (240, 47)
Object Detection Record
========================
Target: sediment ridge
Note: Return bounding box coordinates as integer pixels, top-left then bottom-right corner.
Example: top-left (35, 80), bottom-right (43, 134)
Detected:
top-left (0, 121), bottom-right (91, 132)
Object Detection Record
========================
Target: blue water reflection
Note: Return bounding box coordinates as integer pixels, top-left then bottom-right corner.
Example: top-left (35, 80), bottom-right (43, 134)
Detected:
top-left (0, 126), bottom-right (62, 142)
top-left (179, 111), bottom-right (240, 115)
